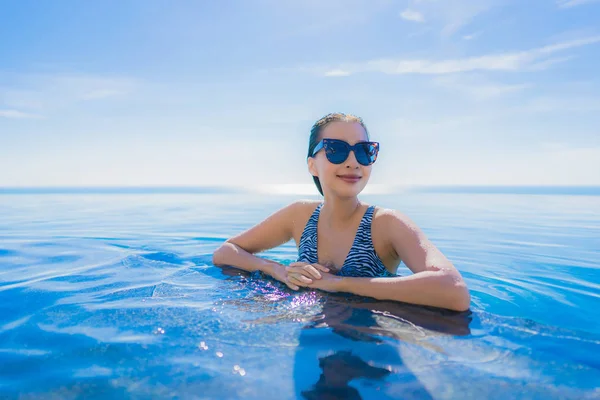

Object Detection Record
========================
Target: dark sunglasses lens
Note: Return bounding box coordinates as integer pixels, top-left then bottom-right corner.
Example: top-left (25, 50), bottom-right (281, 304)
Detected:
top-left (355, 143), bottom-right (377, 165)
top-left (325, 141), bottom-right (350, 164)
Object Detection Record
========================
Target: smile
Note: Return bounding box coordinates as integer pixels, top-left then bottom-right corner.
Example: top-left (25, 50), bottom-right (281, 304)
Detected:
top-left (337, 175), bottom-right (361, 183)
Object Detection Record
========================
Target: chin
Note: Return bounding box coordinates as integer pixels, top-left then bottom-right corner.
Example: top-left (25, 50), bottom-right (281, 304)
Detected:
top-left (332, 185), bottom-right (367, 199)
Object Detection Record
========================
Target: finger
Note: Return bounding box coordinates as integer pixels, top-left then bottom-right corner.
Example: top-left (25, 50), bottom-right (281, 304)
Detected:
top-left (285, 276), bottom-right (300, 290)
top-left (288, 267), bottom-right (316, 280)
top-left (313, 263), bottom-right (330, 272)
top-left (289, 262), bottom-right (307, 268)
top-left (302, 265), bottom-right (322, 279)
top-left (290, 273), bottom-right (312, 284)
top-left (290, 262), bottom-right (329, 274)
top-left (288, 275), bottom-right (311, 287)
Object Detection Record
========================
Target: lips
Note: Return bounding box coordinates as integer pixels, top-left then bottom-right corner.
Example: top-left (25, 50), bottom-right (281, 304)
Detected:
top-left (337, 174), bottom-right (361, 183)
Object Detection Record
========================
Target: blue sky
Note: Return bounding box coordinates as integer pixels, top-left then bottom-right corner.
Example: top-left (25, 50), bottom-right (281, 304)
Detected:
top-left (1, 0), bottom-right (599, 191)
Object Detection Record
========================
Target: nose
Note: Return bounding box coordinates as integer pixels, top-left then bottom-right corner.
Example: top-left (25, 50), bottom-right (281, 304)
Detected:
top-left (344, 149), bottom-right (360, 168)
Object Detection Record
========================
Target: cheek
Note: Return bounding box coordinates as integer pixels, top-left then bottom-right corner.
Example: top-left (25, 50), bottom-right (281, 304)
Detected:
top-left (318, 162), bottom-right (337, 181)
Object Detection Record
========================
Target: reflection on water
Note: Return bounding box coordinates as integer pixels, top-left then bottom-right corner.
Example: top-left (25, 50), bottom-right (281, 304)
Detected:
top-left (224, 266), bottom-right (472, 399)
top-left (297, 295), bottom-right (471, 400)
top-left (301, 351), bottom-right (392, 400)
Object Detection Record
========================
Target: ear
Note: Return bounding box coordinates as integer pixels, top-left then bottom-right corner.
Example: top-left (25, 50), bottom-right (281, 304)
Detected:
top-left (307, 157), bottom-right (318, 177)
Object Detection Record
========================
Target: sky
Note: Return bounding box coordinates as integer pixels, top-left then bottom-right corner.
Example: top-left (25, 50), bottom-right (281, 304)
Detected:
top-left (1, 0), bottom-right (599, 192)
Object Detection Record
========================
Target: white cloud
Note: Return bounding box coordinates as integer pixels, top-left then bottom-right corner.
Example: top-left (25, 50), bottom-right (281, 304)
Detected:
top-left (0, 109), bottom-right (40, 119)
top-left (318, 35), bottom-right (600, 76)
top-left (462, 31), bottom-right (482, 40)
top-left (0, 73), bottom-right (137, 113)
top-left (52, 75), bottom-right (136, 101)
top-left (537, 35), bottom-right (600, 53)
top-left (261, 0), bottom-right (393, 39)
top-left (400, 9), bottom-right (425, 23)
top-left (557, 0), bottom-right (600, 8)
top-left (379, 142), bottom-right (600, 186)
top-left (527, 56), bottom-right (574, 71)
top-left (519, 96), bottom-right (600, 113)
top-left (81, 89), bottom-right (128, 100)
top-left (433, 76), bottom-right (531, 100)
top-left (465, 83), bottom-right (531, 98)
top-left (402, 0), bottom-right (501, 37)
top-left (324, 69), bottom-right (352, 77)
top-left (0, 134), bottom-right (307, 187)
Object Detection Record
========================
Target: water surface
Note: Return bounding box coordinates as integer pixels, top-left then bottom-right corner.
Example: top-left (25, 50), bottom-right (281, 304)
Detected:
top-left (0, 190), bottom-right (599, 399)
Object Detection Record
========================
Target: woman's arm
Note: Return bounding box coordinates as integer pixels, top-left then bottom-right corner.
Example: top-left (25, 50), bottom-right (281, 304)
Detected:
top-left (212, 241), bottom-right (284, 276)
top-left (213, 241), bottom-right (298, 288)
top-left (339, 272), bottom-right (470, 312)
top-left (212, 201), bottom-right (303, 288)
top-left (339, 210), bottom-right (470, 311)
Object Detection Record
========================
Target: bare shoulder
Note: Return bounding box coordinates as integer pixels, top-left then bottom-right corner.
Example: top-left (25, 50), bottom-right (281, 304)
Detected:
top-left (372, 206), bottom-right (454, 274)
top-left (263, 199), bottom-right (320, 224)
top-left (367, 206), bottom-right (410, 270)
top-left (371, 206), bottom-right (423, 257)
top-left (223, 199), bottom-right (321, 254)
top-left (289, 199), bottom-right (321, 220)
top-left (288, 199), bottom-right (322, 244)
top-left (291, 199), bottom-right (322, 207)
top-left (372, 206), bottom-right (417, 231)
top-left (287, 199), bottom-right (321, 215)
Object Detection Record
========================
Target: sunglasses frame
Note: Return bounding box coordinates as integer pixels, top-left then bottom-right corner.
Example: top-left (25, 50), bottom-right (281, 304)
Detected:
top-left (311, 138), bottom-right (379, 166)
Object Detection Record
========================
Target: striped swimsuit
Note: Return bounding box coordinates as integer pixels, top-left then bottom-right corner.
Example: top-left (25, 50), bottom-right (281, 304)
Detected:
top-left (297, 203), bottom-right (396, 278)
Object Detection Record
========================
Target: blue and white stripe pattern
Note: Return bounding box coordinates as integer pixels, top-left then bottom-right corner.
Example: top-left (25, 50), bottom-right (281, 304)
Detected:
top-left (297, 203), bottom-right (396, 278)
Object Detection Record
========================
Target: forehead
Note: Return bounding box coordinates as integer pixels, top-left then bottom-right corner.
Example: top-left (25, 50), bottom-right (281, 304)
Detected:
top-left (320, 121), bottom-right (368, 143)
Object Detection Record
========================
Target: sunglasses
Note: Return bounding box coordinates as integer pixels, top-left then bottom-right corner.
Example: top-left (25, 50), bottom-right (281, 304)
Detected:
top-left (311, 138), bottom-right (379, 166)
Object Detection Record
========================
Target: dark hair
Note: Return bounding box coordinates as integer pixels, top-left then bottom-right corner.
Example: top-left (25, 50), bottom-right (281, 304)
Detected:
top-left (307, 113), bottom-right (370, 196)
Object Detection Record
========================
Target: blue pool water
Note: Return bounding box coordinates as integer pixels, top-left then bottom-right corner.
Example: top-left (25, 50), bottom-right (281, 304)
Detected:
top-left (0, 190), bottom-right (599, 399)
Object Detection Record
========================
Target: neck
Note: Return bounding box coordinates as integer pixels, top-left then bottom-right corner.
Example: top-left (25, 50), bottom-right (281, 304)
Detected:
top-left (320, 195), bottom-right (363, 229)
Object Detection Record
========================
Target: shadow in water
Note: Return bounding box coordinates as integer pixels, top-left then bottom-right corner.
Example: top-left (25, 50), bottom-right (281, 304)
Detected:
top-left (300, 350), bottom-right (391, 400)
top-left (294, 294), bottom-right (472, 399)
top-left (212, 265), bottom-right (473, 399)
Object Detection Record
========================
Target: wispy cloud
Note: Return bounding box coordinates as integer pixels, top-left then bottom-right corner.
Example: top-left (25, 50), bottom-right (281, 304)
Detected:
top-left (0, 73), bottom-right (137, 113)
top-left (400, 9), bottom-right (425, 23)
top-left (556, 0), bottom-right (600, 8)
top-left (433, 76), bottom-right (531, 100)
top-left (0, 109), bottom-right (41, 119)
top-left (262, 0), bottom-right (393, 39)
top-left (400, 0), bottom-right (502, 37)
top-left (314, 35), bottom-right (600, 76)
top-left (527, 56), bottom-right (574, 71)
top-left (519, 96), bottom-right (600, 113)
top-left (80, 89), bottom-right (129, 100)
top-left (462, 31), bottom-right (482, 40)
top-left (324, 69), bottom-right (352, 77)
top-left (50, 75), bottom-right (135, 101)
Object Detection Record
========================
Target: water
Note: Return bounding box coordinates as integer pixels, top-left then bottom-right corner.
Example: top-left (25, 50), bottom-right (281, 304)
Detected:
top-left (0, 190), bottom-right (599, 399)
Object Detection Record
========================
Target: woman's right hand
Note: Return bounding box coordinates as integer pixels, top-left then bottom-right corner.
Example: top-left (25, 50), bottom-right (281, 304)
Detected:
top-left (285, 262), bottom-right (330, 290)
top-left (266, 263), bottom-right (300, 291)
top-left (266, 262), bottom-right (329, 291)
top-left (267, 261), bottom-right (330, 291)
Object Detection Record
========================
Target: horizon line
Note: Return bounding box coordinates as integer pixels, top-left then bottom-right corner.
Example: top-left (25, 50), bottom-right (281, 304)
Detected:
top-left (1, 184), bottom-right (599, 196)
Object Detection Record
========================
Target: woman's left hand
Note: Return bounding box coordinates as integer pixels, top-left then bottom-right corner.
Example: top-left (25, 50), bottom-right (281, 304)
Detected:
top-left (306, 271), bottom-right (345, 293)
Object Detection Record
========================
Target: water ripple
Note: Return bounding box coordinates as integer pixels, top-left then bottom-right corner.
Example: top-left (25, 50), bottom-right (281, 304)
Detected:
top-left (0, 192), bottom-right (598, 399)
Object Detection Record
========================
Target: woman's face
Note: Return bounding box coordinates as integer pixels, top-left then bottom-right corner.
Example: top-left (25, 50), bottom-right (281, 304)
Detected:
top-left (308, 121), bottom-right (373, 199)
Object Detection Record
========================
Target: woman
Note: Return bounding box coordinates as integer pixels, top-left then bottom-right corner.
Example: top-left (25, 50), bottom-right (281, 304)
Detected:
top-left (212, 113), bottom-right (470, 312)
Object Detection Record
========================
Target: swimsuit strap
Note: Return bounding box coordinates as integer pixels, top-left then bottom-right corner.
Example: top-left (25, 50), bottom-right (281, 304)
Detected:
top-left (297, 203), bottom-right (322, 264)
top-left (297, 204), bottom-right (394, 277)
top-left (338, 206), bottom-right (394, 277)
